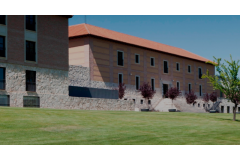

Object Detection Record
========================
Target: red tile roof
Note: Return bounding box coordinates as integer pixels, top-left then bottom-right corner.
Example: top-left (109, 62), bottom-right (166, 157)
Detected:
top-left (69, 23), bottom-right (211, 63)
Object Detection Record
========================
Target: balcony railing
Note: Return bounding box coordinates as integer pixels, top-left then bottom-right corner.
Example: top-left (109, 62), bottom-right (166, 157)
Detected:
top-left (26, 82), bottom-right (36, 92)
top-left (0, 79), bottom-right (5, 90)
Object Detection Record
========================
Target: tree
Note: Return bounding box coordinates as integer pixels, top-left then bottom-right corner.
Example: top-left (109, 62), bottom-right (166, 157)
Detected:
top-left (202, 55), bottom-right (240, 121)
top-left (138, 82), bottom-right (156, 109)
top-left (210, 92), bottom-right (217, 104)
top-left (118, 83), bottom-right (126, 99)
top-left (185, 90), bottom-right (197, 106)
top-left (165, 87), bottom-right (181, 108)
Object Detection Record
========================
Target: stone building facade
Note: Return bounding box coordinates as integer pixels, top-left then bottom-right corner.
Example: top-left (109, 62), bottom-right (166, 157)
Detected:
top-left (68, 23), bottom-right (216, 108)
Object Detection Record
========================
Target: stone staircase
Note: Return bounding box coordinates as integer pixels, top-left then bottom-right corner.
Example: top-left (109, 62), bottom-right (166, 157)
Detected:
top-left (173, 99), bottom-right (206, 113)
top-left (154, 98), bottom-right (177, 112)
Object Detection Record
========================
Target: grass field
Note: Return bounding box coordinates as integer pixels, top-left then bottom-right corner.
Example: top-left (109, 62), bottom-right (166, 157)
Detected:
top-left (0, 107), bottom-right (240, 145)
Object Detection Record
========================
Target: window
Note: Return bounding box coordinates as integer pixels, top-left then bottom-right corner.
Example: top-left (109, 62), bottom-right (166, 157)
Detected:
top-left (26, 15), bottom-right (36, 31)
top-left (164, 60), bottom-right (168, 73)
top-left (26, 41), bottom-right (36, 62)
top-left (23, 96), bottom-right (40, 108)
top-left (177, 81), bottom-right (180, 90)
top-left (0, 95), bottom-right (9, 106)
top-left (188, 83), bottom-right (191, 92)
top-left (176, 63), bottom-right (180, 71)
top-left (136, 76), bottom-right (140, 90)
top-left (150, 57), bottom-right (155, 66)
top-left (220, 91), bottom-right (223, 98)
top-left (0, 36), bottom-right (5, 58)
top-left (188, 65), bottom-right (191, 73)
top-left (26, 70), bottom-right (36, 92)
top-left (199, 85), bottom-right (202, 96)
top-left (151, 78), bottom-right (155, 91)
top-left (135, 54), bottom-right (140, 64)
top-left (198, 68), bottom-right (202, 79)
top-left (148, 100), bottom-right (151, 104)
top-left (198, 103), bottom-right (200, 107)
top-left (141, 100), bottom-right (143, 104)
top-left (118, 73), bottom-right (123, 84)
top-left (133, 99), bottom-right (135, 104)
top-left (0, 67), bottom-right (5, 90)
top-left (117, 51), bottom-right (124, 66)
top-left (0, 15), bottom-right (6, 25)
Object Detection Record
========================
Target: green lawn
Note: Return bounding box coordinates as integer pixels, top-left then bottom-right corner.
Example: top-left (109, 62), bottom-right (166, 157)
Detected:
top-left (0, 107), bottom-right (240, 145)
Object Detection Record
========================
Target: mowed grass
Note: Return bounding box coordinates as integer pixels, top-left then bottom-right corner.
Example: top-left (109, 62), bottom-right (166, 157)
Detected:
top-left (0, 107), bottom-right (240, 145)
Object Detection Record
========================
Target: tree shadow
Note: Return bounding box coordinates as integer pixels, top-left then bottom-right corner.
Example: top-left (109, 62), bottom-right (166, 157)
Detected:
top-left (215, 117), bottom-right (240, 122)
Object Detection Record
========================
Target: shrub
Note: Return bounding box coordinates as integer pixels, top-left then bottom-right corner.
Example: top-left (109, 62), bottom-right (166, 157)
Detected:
top-left (185, 90), bottom-right (197, 105)
top-left (118, 83), bottom-right (126, 99)
top-left (139, 82), bottom-right (156, 109)
top-left (210, 92), bottom-right (217, 103)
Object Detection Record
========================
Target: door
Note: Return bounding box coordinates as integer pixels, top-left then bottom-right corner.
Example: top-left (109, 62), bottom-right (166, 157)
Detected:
top-left (221, 106), bottom-right (224, 113)
top-left (163, 84), bottom-right (168, 98)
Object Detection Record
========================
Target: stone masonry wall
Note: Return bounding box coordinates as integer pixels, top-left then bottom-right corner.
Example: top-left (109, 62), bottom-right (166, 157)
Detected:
top-left (0, 62), bottom-right (134, 111)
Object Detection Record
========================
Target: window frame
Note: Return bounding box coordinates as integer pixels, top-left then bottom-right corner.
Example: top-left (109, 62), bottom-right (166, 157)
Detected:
top-left (25, 40), bottom-right (36, 62)
top-left (151, 78), bottom-right (155, 91)
top-left (176, 81), bottom-right (180, 90)
top-left (163, 60), bottom-right (168, 73)
top-left (176, 62), bottom-right (180, 71)
top-left (117, 50), bottom-right (124, 66)
top-left (199, 84), bottom-right (202, 96)
top-left (135, 54), bottom-right (140, 64)
top-left (135, 75), bottom-right (140, 90)
top-left (0, 36), bottom-right (6, 58)
top-left (188, 65), bottom-right (191, 73)
top-left (0, 67), bottom-right (6, 90)
top-left (198, 67), bottom-right (202, 79)
top-left (118, 73), bottom-right (123, 84)
top-left (0, 15), bottom-right (6, 25)
top-left (26, 70), bottom-right (36, 92)
top-left (188, 83), bottom-right (192, 92)
top-left (150, 57), bottom-right (155, 67)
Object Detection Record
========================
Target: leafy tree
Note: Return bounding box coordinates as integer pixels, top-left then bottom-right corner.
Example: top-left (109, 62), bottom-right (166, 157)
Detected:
top-left (118, 83), bottom-right (126, 99)
top-left (203, 93), bottom-right (210, 104)
top-left (165, 87), bottom-right (181, 108)
top-left (185, 90), bottom-right (197, 106)
top-left (202, 55), bottom-right (240, 121)
top-left (210, 92), bottom-right (217, 104)
top-left (139, 82), bottom-right (156, 109)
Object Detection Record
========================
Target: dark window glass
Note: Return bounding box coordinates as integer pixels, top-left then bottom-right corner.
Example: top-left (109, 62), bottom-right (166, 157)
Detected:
top-left (199, 68), bottom-right (202, 79)
top-left (133, 99), bottom-right (135, 104)
top-left (189, 84), bottom-right (191, 92)
top-left (148, 100), bottom-right (151, 104)
top-left (176, 63), bottom-right (179, 71)
top-left (26, 15), bottom-right (36, 31)
top-left (0, 15), bottom-right (6, 25)
top-left (26, 70), bottom-right (36, 92)
top-left (177, 82), bottom-right (180, 90)
top-left (151, 58), bottom-right (155, 66)
top-left (136, 76), bottom-right (139, 90)
top-left (23, 96), bottom-right (40, 108)
top-left (188, 65), bottom-right (191, 73)
top-left (135, 54), bottom-right (139, 63)
top-left (117, 51), bottom-right (124, 66)
top-left (151, 79), bottom-right (154, 91)
top-left (0, 36), bottom-right (5, 57)
top-left (0, 95), bottom-right (9, 106)
top-left (0, 67), bottom-right (5, 90)
top-left (118, 74), bottom-right (122, 84)
top-left (141, 100), bottom-right (143, 104)
top-left (164, 61), bottom-right (168, 73)
top-left (26, 41), bottom-right (36, 61)
top-left (199, 85), bottom-right (202, 96)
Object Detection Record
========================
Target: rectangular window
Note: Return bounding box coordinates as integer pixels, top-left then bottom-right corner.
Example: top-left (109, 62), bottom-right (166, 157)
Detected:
top-left (150, 57), bottom-right (155, 66)
top-left (189, 83), bottom-right (191, 92)
top-left (0, 15), bottom-right (6, 25)
top-left (0, 67), bottom-right (6, 90)
top-left (151, 78), bottom-right (155, 91)
top-left (118, 73), bottom-right (123, 84)
top-left (176, 63), bottom-right (180, 71)
top-left (26, 70), bottom-right (36, 92)
top-left (136, 76), bottom-right (140, 90)
top-left (26, 15), bottom-right (36, 31)
top-left (0, 36), bottom-right (5, 58)
top-left (198, 68), bottom-right (202, 79)
top-left (135, 54), bottom-right (139, 64)
top-left (164, 61), bottom-right (168, 73)
top-left (23, 96), bottom-right (40, 108)
top-left (199, 85), bottom-right (202, 96)
top-left (26, 41), bottom-right (36, 62)
top-left (117, 51), bottom-right (124, 66)
top-left (0, 95), bottom-right (9, 106)
top-left (177, 82), bottom-right (180, 90)
top-left (188, 65), bottom-right (191, 73)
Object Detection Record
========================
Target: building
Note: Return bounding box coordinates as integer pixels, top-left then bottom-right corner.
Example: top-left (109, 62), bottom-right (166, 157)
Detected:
top-left (0, 15), bottom-right (72, 107)
top-left (68, 23), bottom-right (215, 107)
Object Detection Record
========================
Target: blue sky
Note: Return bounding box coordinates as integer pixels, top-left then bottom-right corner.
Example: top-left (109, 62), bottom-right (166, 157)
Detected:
top-left (69, 15), bottom-right (240, 63)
